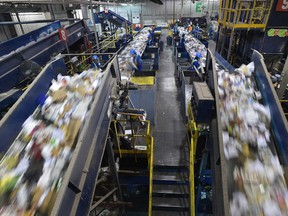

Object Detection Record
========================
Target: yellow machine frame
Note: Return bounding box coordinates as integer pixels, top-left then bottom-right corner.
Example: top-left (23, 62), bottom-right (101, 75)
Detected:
top-left (217, 0), bottom-right (273, 63)
top-left (148, 135), bottom-right (154, 216)
top-left (112, 119), bottom-right (154, 215)
top-left (112, 119), bottom-right (152, 157)
top-left (218, 0), bottom-right (273, 30)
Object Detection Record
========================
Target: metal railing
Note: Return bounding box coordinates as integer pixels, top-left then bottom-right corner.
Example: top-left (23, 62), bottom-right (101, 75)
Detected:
top-left (113, 119), bottom-right (152, 157)
top-left (91, 33), bottom-right (119, 53)
top-left (63, 52), bottom-right (116, 75)
top-left (63, 25), bottom-right (140, 75)
top-left (148, 135), bottom-right (154, 216)
top-left (112, 118), bottom-right (154, 215)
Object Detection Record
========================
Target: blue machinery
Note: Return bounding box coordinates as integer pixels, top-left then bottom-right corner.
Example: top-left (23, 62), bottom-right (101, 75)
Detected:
top-left (0, 20), bottom-right (92, 113)
top-left (0, 55), bottom-right (119, 215)
top-left (95, 9), bottom-right (132, 36)
top-left (0, 14), bottom-right (142, 115)
top-left (95, 10), bottom-right (132, 28)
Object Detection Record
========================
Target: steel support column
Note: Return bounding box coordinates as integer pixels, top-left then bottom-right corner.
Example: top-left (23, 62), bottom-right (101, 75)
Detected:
top-left (107, 138), bottom-right (123, 201)
top-left (89, 188), bottom-right (118, 211)
top-left (173, 0), bottom-right (175, 23)
top-left (90, 1), bottom-right (99, 52)
top-left (14, 11), bottom-right (24, 34)
top-left (227, 29), bottom-right (234, 62)
top-left (81, 4), bottom-right (89, 19)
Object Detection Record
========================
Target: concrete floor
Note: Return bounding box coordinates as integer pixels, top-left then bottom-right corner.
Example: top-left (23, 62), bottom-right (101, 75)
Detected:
top-left (153, 32), bottom-right (189, 167)
top-left (151, 31), bottom-right (190, 216)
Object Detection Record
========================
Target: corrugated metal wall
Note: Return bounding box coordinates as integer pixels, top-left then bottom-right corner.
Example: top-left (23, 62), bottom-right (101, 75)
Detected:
top-left (11, 12), bottom-right (51, 36)
top-left (52, 4), bottom-right (70, 27)
top-left (101, 0), bottom-right (219, 24)
top-left (0, 27), bottom-right (7, 42)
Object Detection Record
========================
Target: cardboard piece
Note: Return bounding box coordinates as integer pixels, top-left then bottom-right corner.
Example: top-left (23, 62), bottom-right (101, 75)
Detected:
top-left (31, 187), bottom-right (43, 208)
top-left (38, 189), bottom-right (57, 215)
top-left (76, 86), bottom-right (86, 96)
top-left (64, 118), bottom-right (82, 147)
top-left (50, 88), bottom-right (67, 102)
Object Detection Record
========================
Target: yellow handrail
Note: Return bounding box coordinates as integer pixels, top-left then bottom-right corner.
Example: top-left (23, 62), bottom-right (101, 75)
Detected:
top-left (113, 118), bottom-right (153, 215)
top-left (65, 33), bottom-right (119, 74)
top-left (148, 135), bottom-right (154, 216)
top-left (187, 101), bottom-right (198, 216)
top-left (189, 134), bottom-right (195, 216)
top-left (113, 119), bottom-right (151, 156)
top-left (91, 33), bottom-right (119, 52)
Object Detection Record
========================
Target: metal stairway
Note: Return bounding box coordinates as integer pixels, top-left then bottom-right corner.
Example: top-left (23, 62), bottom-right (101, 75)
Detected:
top-left (149, 30), bottom-right (191, 216)
top-left (151, 165), bottom-right (190, 215)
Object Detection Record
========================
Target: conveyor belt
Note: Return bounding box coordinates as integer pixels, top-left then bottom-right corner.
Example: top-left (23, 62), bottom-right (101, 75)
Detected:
top-left (207, 49), bottom-right (288, 216)
top-left (252, 50), bottom-right (288, 165)
top-left (0, 21), bottom-right (61, 58)
top-left (214, 51), bottom-right (235, 71)
top-left (0, 56), bottom-right (118, 215)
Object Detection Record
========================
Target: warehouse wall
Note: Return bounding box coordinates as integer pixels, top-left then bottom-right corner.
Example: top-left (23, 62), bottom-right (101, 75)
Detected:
top-left (10, 5), bottom-right (71, 36)
top-left (101, 0), bottom-right (219, 25)
top-left (11, 12), bottom-right (51, 36)
top-left (0, 13), bottom-right (18, 43)
top-left (51, 5), bottom-right (70, 27)
top-left (0, 5), bottom-right (69, 41)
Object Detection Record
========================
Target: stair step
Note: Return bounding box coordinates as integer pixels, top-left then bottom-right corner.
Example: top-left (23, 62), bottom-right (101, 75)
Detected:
top-left (152, 211), bottom-right (190, 216)
top-left (152, 192), bottom-right (189, 198)
top-left (153, 172), bottom-right (189, 179)
top-left (152, 197), bottom-right (189, 212)
top-left (152, 184), bottom-right (189, 198)
top-left (153, 165), bottom-right (189, 173)
top-left (152, 205), bottom-right (189, 212)
top-left (153, 179), bottom-right (189, 185)
top-left (153, 172), bottom-right (189, 185)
